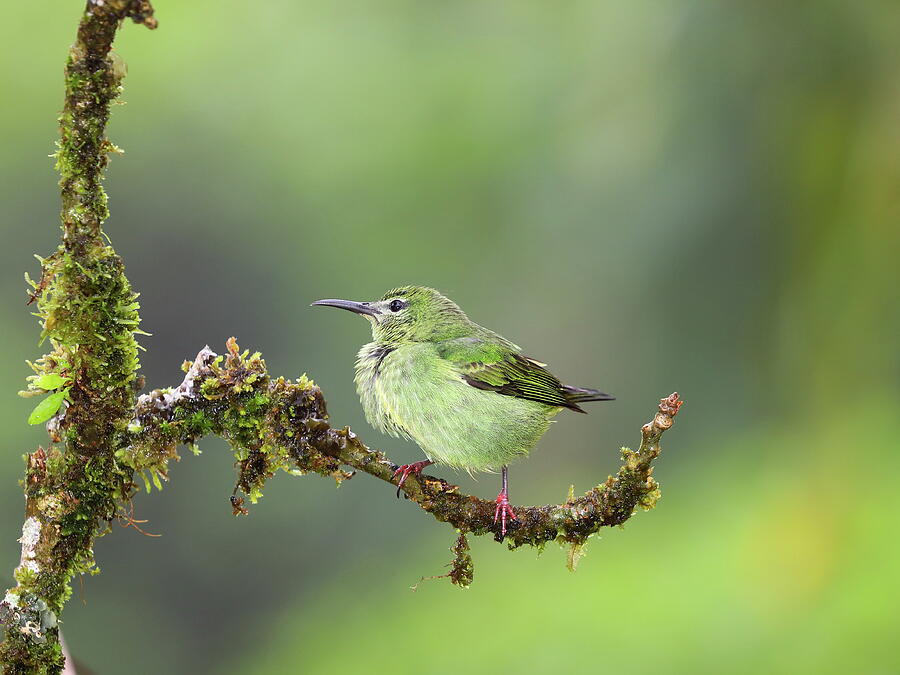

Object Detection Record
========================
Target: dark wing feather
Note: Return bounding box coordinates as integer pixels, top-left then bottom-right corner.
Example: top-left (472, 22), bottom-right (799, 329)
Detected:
top-left (435, 337), bottom-right (587, 412)
top-left (562, 385), bottom-right (615, 403)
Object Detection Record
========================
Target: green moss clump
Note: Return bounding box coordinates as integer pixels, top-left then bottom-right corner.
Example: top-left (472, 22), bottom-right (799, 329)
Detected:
top-left (124, 340), bottom-right (352, 515)
top-left (448, 534), bottom-right (474, 588)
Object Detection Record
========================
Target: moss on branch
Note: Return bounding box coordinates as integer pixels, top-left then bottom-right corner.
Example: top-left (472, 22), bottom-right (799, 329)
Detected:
top-left (127, 338), bottom-right (682, 587)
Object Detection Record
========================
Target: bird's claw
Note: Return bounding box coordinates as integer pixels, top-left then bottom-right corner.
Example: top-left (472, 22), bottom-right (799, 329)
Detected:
top-left (391, 461), bottom-right (431, 498)
top-left (493, 490), bottom-right (517, 536)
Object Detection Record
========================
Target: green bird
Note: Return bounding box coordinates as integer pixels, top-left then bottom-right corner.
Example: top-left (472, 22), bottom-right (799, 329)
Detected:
top-left (312, 286), bottom-right (614, 534)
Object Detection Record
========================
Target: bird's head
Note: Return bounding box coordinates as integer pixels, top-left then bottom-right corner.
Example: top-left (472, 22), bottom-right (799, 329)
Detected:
top-left (312, 286), bottom-right (472, 344)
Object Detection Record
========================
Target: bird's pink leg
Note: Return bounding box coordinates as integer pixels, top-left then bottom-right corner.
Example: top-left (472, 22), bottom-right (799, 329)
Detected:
top-left (391, 460), bottom-right (433, 497)
top-left (494, 465), bottom-right (517, 536)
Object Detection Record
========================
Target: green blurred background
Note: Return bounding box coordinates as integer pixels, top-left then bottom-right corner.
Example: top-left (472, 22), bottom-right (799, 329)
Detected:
top-left (2, 1), bottom-right (899, 673)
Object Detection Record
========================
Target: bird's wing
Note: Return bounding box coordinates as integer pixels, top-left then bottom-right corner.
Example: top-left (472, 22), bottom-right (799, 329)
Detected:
top-left (435, 337), bottom-right (584, 412)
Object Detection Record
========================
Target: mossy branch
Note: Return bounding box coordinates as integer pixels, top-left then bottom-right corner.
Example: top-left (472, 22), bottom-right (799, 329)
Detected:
top-left (2, 2), bottom-right (156, 673)
top-left (127, 339), bottom-right (682, 586)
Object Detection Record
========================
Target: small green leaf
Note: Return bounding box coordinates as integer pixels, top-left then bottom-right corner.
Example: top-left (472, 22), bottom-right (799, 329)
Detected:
top-left (33, 373), bottom-right (70, 391)
top-left (27, 390), bottom-right (67, 425)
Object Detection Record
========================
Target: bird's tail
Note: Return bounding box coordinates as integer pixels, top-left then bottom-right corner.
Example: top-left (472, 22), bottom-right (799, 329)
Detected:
top-left (562, 385), bottom-right (615, 412)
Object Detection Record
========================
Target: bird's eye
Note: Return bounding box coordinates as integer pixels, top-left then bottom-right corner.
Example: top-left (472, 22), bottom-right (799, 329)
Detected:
top-left (388, 299), bottom-right (405, 312)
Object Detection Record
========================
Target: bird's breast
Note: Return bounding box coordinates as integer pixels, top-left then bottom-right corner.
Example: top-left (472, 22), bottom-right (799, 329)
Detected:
top-left (359, 343), bottom-right (552, 470)
top-left (354, 342), bottom-right (411, 439)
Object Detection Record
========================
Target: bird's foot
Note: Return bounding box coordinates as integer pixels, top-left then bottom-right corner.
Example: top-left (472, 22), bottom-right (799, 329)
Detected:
top-left (391, 460), bottom-right (432, 498)
top-left (493, 490), bottom-right (517, 536)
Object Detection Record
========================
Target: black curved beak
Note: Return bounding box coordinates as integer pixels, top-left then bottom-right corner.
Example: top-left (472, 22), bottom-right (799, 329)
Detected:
top-left (311, 299), bottom-right (380, 317)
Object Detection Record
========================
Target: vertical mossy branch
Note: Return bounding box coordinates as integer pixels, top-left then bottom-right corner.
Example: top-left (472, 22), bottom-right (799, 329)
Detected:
top-left (59, 1), bottom-right (155, 249)
top-left (1, 3), bottom-right (156, 673)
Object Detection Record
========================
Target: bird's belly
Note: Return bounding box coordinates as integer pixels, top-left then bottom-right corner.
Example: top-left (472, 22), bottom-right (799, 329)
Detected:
top-left (375, 349), bottom-right (553, 471)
